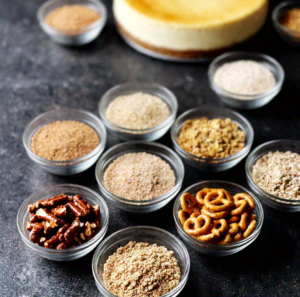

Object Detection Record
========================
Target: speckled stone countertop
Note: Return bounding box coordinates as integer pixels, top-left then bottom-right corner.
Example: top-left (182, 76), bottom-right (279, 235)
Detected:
top-left (1, 0), bottom-right (300, 296)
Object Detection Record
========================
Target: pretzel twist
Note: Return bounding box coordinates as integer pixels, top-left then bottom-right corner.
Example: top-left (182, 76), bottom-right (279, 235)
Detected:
top-left (196, 188), bottom-right (213, 206)
top-left (211, 219), bottom-right (227, 237)
top-left (180, 193), bottom-right (197, 214)
top-left (204, 190), bottom-right (233, 212)
top-left (183, 215), bottom-right (211, 236)
top-left (178, 210), bottom-right (189, 226)
top-left (201, 206), bottom-right (229, 219)
top-left (218, 234), bottom-right (232, 245)
top-left (243, 220), bottom-right (257, 238)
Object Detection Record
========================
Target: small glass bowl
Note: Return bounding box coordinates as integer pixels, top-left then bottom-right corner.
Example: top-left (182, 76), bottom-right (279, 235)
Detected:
top-left (92, 226), bottom-right (190, 297)
top-left (170, 107), bottom-right (254, 171)
top-left (99, 83), bottom-right (178, 141)
top-left (95, 141), bottom-right (184, 213)
top-left (246, 140), bottom-right (300, 212)
top-left (23, 108), bottom-right (107, 175)
top-left (17, 184), bottom-right (109, 261)
top-left (37, 0), bottom-right (107, 46)
top-left (173, 180), bottom-right (264, 256)
top-left (272, 1), bottom-right (300, 46)
top-left (208, 52), bottom-right (285, 109)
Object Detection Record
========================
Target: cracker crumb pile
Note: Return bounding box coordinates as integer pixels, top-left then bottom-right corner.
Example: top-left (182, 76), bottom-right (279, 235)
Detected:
top-left (106, 92), bottom-right (170, 130)
top-left (252, 151), bottom-right (300, 200)
top-left (104, 152), bottom-right (175, 201)
top-left (103, 241), bottom-right (181, 297)
top-left (31, 120), bottom-right (99, 161)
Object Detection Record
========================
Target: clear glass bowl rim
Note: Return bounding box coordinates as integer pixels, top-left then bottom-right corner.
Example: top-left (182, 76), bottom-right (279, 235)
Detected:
top-left (17, 183), bottom-right (109, 254)
top-left (272, 1), bottom-right (300, 37)
top-left (22, 108), bottom-right (107, 165)
top-left (92, 225), bottom-right (190, 297)
top-left (170, 106), bottom-right (254, 162)
top-left (245, 139), bottom-right (300, 203)
top-left (208, 51), bottom-right (285, 100)
top-left (37, 0), bottom-right (107, 35)
top-left (173, 180), bottom-right (264, 250)
top-left (99, 82), bottom-right (178, 133)
top-left (95, 141), bottom-right (185, 205)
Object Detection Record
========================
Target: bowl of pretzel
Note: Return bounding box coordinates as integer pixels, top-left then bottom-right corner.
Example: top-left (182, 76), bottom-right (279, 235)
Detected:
top-left (173, 180), bottom-right (264, 256)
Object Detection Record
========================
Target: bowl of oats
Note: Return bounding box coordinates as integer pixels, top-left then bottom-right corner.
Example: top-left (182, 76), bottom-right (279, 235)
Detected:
top-left (171, 107), bottom-right (254, 171)
top-left (246, 140), bottom-right (300, 211)
top-left (92, 226), bottom-right (190, 297)
top-left (95, 141), bottom-right (184, 213)
top-left (99, 83), bottom-right (178, 141)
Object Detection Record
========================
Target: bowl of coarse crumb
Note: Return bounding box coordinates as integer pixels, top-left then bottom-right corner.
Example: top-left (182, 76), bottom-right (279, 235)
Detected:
top-left (208, 52), bottom-right (285, 109)
top-left (99, 83), bottom-right (178, 141)
top-left (23, 109), bottom-right (107, 175)
top-left (95, 141), bottom-right (184, 213)
top-left (92, 226), bottom-right (190, 297)
top-left (246, 140), bottom-right (300, 211)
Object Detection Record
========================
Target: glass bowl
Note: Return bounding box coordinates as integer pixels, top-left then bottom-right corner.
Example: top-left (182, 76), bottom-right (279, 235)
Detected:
top-left (17, 184), bottom-right (109, 261)
top-left (246, 140), bottom-right (300, 212)
top-left (272, 1), bottom-right (300, 46)
top-left (170, 107), bottom-right (254, 171)
top-left (23, 108), bottom-right (107, 175)
top-left (92, 226), bottom-right (190, 297)
top-left (99, 83), bottom-right (178, 141)
top-left (208, 52), bottom-right (285, 109)
top-left (37, 0), bottom-right (107, 46)
top-left (173, 180), bottom-right (264, 256)
top-left (95, 141), bottom-right (184, 213)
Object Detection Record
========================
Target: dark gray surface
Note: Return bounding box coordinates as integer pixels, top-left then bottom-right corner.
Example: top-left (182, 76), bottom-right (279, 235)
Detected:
top-left (1, 0), bottom-right (300, 296)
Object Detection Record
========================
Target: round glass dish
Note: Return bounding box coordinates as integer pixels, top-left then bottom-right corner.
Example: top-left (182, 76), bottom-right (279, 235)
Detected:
top-left (272, 1), bottom-right (300, 46)
top-left (99, 83), bottom-right (178, 141)
top-left (92, 226), bottom-right (190, 297)
top-left (170, 107), bottom-right (254, 172)
top-left (173, 180), bottom-right (264, 256)
top-left (17, 184), bottom-right (109, 261)
top-left (95, 141), bottom-right (184, 213)
top-left (208, 52), bottom-right (285, 109)
top-left (23, 108), bottom-right (107, 175)
top-left (37, 0), bottom-right (107, 46)
top-left (246, 140), bottom-right (300, 212)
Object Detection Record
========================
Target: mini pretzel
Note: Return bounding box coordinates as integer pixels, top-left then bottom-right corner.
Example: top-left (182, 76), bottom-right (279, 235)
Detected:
top-left (197, 232), bottom-right (217, 243)
top-left (227, 216), bottom-right (239, 223)
top-left (190, 211), bottom-right (201, 219)
top-left (228, 223), bottom-right (239, 235)
top-left (183, 215), bottom-right (211, 236)
top-left (230, 200), bottom-right (248, 216)
top-left (218, 234), bottom-right (232, 245)
top-left (196, 188), bottom-right (213, 206)
top-left (243, 220), bottom-right (257, 238)
top-left (178, 210), bottom-right (189, 226)
top-left (233, 232), bottom-right (242, 242)
top-left (238, 212), bottom-right (248, 231)
top-left (201, 206), bottom-right (229, 219)
top-left (180, 193), bottom-right (197, 214)
top-left (204, 190), bottom-right (233, 212)
top-left (233, 193), bottom-right (255, 210)
top-left (211, 219), bottom-right (227, 237)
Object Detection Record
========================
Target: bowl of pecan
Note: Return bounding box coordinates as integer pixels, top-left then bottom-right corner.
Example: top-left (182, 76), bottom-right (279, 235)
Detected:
top-left (17, 184), bottom-right (109, 261)
top-left (173, 181), bottom-right (264, 256)
top-left (92, 226), bottom-right (190, 297)
top-left (171, 107), bottom-right (254, 171)
top-left (246, 140), bottom-right (300, 211)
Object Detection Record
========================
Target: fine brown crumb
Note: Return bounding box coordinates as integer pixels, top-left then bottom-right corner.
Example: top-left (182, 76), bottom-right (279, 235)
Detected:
top-left (252, 151), bottom-right (300, 200)
top-left (31, 120), bottom-right (100, 161)
top-left (177, 117), bottom-right (246, 159)
top-left (103, 241), bottom-right (181, 297)
top-left (105, 92), bottom-right (170, 131)
top-left (103, 152), bottom-right (175, 201)
top-left (45, 5), bottom-right (101, 32)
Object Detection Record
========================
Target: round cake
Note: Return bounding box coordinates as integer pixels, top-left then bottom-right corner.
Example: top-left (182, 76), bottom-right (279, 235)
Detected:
top-left (113, 0), bottom-right (269, 60)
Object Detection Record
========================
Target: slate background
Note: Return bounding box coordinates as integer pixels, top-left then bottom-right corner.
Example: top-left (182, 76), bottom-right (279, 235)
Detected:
top-left (1, 0), bottom-right (300, 296)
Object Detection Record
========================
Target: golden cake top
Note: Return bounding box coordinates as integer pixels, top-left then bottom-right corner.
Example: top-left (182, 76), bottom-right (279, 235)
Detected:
top-left (124, 0), bottom-right (268, 26)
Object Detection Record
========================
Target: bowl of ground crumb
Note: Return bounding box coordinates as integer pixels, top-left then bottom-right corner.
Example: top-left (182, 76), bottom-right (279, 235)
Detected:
top-left (273, 1), bottom-right (300, 46)
top-left (208, 52), bottom-right (284, 109)
top-left (99, 83), bottom-right (178, 141)
top-left (37, 0), bottom-right (107, 46)
top-left (246, 140), bottom-right (300, 212)
top-left (171, 107), bottom-right (254, 172)
top-left (23, 108), bottom-right (106, 175)
top-left (95, 141), bottom-right (184, 213)
top-left (92, 226), bottom-right (190, 297)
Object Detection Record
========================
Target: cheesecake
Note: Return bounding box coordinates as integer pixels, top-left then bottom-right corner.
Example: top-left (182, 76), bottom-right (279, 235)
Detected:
top-left (113, 0), bottom-right (269, 59)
